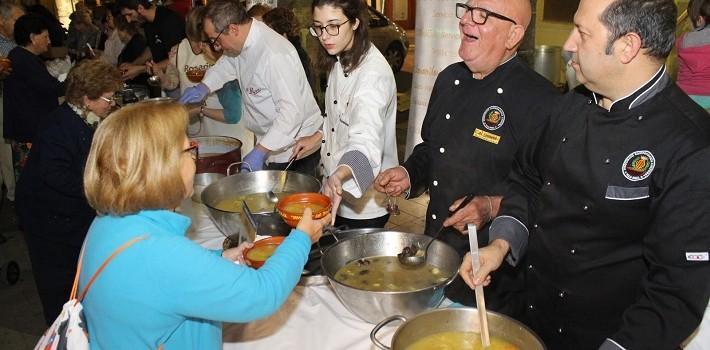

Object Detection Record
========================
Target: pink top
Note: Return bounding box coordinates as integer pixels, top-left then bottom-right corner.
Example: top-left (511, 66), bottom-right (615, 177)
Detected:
top-left (676, 34), bottom-right (710, 95)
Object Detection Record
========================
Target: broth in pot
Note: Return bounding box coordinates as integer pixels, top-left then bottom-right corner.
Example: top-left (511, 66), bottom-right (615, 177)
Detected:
top-left (334, 256), bottom-right (453, 292)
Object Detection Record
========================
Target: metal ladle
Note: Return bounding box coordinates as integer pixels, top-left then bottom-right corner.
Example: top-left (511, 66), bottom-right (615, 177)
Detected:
top-left (266, 156), bottom-right (297, 205)
top-left (398, 193), bottom-right (476, 267)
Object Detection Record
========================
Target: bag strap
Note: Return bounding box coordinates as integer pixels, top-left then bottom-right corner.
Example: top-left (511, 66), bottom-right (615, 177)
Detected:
top-left (70, 236), bottom-right (147, 302)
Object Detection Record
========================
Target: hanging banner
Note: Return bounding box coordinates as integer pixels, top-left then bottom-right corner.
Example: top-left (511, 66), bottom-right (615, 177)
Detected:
top-left (405, 0), bottom-right (461, 158)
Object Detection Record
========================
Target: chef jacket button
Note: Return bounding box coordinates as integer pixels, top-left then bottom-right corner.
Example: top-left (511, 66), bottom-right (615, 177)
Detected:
top-left (638, 115), bottom-right (644, 121)
top-left (559, 291), bottom-right (566, 298)
top-left (439, 147), bottom-right (445, 153)
top-left (570, 248), bottom-right (576, 255)
top-left (561, 137), bottom-right (567, 143)
top-left (344, 73), bottom-right (349, 77)
top-left (583, 205), bottom-right (589, 211)
top-left (604, 158), bottom-right (610, 164)
top-left (331, 128), bottom-right (335, 132)
top-left (320, 163), bottom-right (324, 167)
top-left (587, 99), bottom-right (593, 104)
top-left (433, 180), bottom-right (438, 186)
top-left (497, 88), bottom-right (503, 94)
top-left (528, 264), bottom-right (534, 270)
top-left (327, 153), bottom-right (331, 156)
top-left (533, 223), bottom-right (539, 228)
top-left (321, 140), bottom-right (326, 144)
top-left (432, 214), bottom-right (437, 220)
top-left (545, 181), bottom-right (551, 186)
top-left (558, 328), bottom-right (563, 334)
top-left (528, 304), bottom-right (534, 309)
top-left (445, 113), bottom-right (450, 119)
top-left (334, 100), bottom-right (338, 104)
top-left (454, 79), bottom-right (460, 85)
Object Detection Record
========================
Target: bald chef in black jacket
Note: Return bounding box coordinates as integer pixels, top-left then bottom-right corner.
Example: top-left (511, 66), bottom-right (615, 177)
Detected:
top-left (460, 0), bottom-right (710, 349)
top-left (374, 0), bottom-right (559, 318)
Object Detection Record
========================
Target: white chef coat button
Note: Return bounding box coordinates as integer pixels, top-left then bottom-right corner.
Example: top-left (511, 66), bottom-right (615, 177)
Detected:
top-left (445, 113), bottom-right (450, 119)
top-left (638, 115), bottom-right (644, 121)
top-left (561, 137), bottom-right (567, 143)
top-left (454, 79), bottom-right (460, 85)
top-left (439, 147), bottom-right (445, 153)
top-left (604, 158), bottom-right (610, 164)
top-left (558, 328), bottom-right (563, 334)
top-left (583, 205), bottom-right (589, 211)
top-left (432, 180), bottom-right (438, 186)
top-left (432, 214), bottom-right (437, 220)
top-left (497, 88), bottom-right (503, 94)
top-left (559, 291), bottom-right (565, 298)
top-left (533, 224), bottom-right (539, 228)
top-left (528, 304), bottom-right (534, 309)
top-left (528, 264), bottom-right (534, 269)
top-left (545, 181), bottom-right (551, 186)
top-left (587, 99), bottom-right (593, 104)
top-left (570, 248), bottom-right (576, 255)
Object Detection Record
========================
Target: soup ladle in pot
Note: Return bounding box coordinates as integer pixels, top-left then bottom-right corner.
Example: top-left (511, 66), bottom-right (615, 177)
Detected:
top-left (266, 156), bottom-right (297, 206)
top-left (397, 193), bottom-right (476, 267)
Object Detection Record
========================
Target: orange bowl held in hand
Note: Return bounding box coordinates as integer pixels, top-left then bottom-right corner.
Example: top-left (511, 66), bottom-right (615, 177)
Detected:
top-left (276, 192), bottom-right (332, 227)
top-left (243, 236), bottom-right (286, 268)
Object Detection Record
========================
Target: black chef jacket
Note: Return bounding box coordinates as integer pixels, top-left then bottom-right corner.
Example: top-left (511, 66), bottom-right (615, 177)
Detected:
top-left (403, 56), bottom-right (560, 316)
top-left (491, 68), bottom-right (710, 349)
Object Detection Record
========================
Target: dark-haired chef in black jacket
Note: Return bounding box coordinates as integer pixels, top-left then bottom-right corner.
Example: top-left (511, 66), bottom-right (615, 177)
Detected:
top-left (374, 0), bottom-right (560, 319)
top-left (460, 1), bottom-right (710, 349)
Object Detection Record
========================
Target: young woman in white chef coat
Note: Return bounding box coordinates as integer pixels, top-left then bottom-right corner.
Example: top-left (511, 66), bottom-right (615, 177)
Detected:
top-left (292, 0), bottom-right (398, 228)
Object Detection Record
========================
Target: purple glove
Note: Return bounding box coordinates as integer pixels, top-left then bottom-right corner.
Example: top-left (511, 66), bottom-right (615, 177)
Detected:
top-left (179, 83), bottom-right (210, 104)
top-left (241, 148), bottom-right (268, 172)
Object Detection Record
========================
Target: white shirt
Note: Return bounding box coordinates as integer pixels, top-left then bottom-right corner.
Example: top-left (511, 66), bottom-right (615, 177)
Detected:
top-left (202, 20), bottom-right (322, 163)
top-left (99, 30), bottom-right (125, 66)
top-left (322, 44), bottom-right (398, 219)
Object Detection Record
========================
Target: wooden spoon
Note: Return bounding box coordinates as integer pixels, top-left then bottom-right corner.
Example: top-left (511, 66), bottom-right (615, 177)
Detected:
top-left (467, 223), bottom-right (490, 348)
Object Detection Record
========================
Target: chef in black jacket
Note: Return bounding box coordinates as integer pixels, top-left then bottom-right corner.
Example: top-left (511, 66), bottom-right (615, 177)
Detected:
top-left (460, 0), bottom-right (710, 349)
top-left (374, 0), bottom-right (559, 318)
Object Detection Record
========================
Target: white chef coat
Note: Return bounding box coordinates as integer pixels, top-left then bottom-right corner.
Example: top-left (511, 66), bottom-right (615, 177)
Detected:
top-left (202, 20), bottom-right (322, 163)
top-left (322, 44), bottom-right (398, 219)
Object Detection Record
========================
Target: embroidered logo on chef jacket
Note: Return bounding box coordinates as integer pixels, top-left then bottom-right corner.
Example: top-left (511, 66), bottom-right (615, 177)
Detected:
top-left (686, 252), bottom-right (709, 261)
top-left (622, 150), bottom-right (656, 181)
top-left (482, 106), bottom-right (505, 131)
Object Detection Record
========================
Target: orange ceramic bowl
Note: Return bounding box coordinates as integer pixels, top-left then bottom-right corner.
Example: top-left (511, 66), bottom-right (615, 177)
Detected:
top-left (243, 236), bottom-right (286, 268)
top-left (276, 192), bottom-right (332, 227)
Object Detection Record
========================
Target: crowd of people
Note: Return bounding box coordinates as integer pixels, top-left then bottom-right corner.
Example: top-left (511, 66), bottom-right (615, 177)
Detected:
top-left (0, 0), bottom-right (707, 348)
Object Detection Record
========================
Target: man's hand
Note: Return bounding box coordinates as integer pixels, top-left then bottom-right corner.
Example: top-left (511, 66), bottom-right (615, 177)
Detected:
top-left (179, 83), bottom-right (210, 104)
top-left (459, 239), bottom-right (509, 289)
top-left (241, 147), bottom-right (269, 172)
top-left (119, 63), bottom-right (146, 81)
top-left (373, 166), bottom-right (411, 197)
top-left (291, 131), bottom-right (322, 160)
top-left (443, 195), bottom-right (496, 233)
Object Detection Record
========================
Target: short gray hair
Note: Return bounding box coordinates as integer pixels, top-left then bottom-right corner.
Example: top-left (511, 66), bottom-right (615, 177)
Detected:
top-left (0, 3), bottom-right (23, 20)
top-left (204, 0), bottom-right (250, 32)
top-left (600, 0), bottom-right (677, 60)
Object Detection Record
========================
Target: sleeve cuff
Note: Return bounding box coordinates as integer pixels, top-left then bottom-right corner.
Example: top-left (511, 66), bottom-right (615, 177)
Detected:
top-left (489, 216), bottom-right (529, 266)
top-left (338, 150), bottom-right (374, 198)
top-left (599, 338), bottom-right (626, 350)
top-left (399, 165), bottom-right (413, 199)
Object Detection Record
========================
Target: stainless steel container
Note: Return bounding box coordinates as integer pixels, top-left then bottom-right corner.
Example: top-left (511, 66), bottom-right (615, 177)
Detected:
top-left (320, 231), bottom-right (460, 324)
top-left (193, 136), bottom-right (242, 174)
top-left (200, 170), bottom-right (321, 243)
top-left (371, 308), bottom-right (545, 350)
top-left (532, 45), bottom-right (563, 86)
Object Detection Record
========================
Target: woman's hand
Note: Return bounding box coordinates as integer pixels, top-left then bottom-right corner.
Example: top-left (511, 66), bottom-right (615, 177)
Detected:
top-left (459, 239), bottom-right (509, 289)
top-left (222, 242), bottom-right (254, 265)
top-left (291, 131), bottom-right (323, 160)
top-left (322, 166), bottom-right (351, 225)
top-left (296, 207), bottom-right (332, 243)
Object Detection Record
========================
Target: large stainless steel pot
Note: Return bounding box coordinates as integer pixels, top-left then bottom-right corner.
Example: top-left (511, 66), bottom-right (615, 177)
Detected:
top-left (370, 308), bottom-right (545, 350)
top-left (201, 170), bottom-right (320, 243)
top-left (193, 136), bottom-right (242, 174)
top-left (320, 231), bottom-right (460, 324)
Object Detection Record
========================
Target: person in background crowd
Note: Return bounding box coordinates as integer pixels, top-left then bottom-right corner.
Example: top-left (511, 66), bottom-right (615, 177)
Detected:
top-left (290, 0), bottom-right (397, 228)
top-left (117, 0), bottom-right (185, 81)
top-left (262, 7), bottom-right (314, 95)
top-left (0, 2), bottom-right (24, 206)
top-left (180, 0), bottom-right (322, 175)
top-left (147, 6), bottom-right (254, 153)
top-left (246, 3), bottom-right (271, 21)
top-left (79, 101), bottom-right (330, 348)
top-left (20, 0), bottom-right (65, 48)
top-left (115, 15), bottom-right (148, 84)
top-left (375, 0), bottom-right (559, 317)
top-left (15, 59), bottom-right (122, 324)
top-left (460, 0), bottom-right (710, 349)
top-left (4, 14), bottom-right (64, 179)
top-left (98, 3), bottom-right (126, 65)
top-left (677, 0), bottom-right (710, 108)
top-left (66, 8), bottom-right (101, 61)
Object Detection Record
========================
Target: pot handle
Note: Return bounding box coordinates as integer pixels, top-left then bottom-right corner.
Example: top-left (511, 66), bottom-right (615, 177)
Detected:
top-left (227, 161), bottom-right (250, 176)
top-left (370, 315), bottom-right (407, 350)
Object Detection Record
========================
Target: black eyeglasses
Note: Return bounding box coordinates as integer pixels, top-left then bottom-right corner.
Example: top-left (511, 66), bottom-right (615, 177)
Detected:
top-left (455, 3), bottom-right (517, 25)
top-left (207, 27), bottom-right (227, 50)
top-left (309, 20), bottom-right (351, 37)
top-left (183, 141), bottom-right (198, 160)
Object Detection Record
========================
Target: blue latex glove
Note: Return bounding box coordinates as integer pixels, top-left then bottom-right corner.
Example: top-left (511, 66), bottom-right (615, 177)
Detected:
top-left (179, 83), bottom-right (210, 104)
top-left (241, 148), bottom-right (268, 172)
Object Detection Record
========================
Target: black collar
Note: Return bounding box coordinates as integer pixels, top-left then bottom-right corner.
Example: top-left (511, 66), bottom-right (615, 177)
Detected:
top-left (593, 65), bottom-right (668, 112)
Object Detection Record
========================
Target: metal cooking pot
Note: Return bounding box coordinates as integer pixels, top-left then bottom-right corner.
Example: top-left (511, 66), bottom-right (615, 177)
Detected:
top-left (370, 308), bottom-right (545, 349)
top-left (320, 231), bottom-right (460, 324)
top-left (201, 170), bottom-right (320, 243)
top-left (192, 172), bottom-right (225, 203)
top-left (193, 136), bottom-right (242, 174)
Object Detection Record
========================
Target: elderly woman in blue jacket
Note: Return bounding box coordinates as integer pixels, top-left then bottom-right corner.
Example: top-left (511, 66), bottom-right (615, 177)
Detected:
top-left (79, 101), bottom-right (330, 349)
